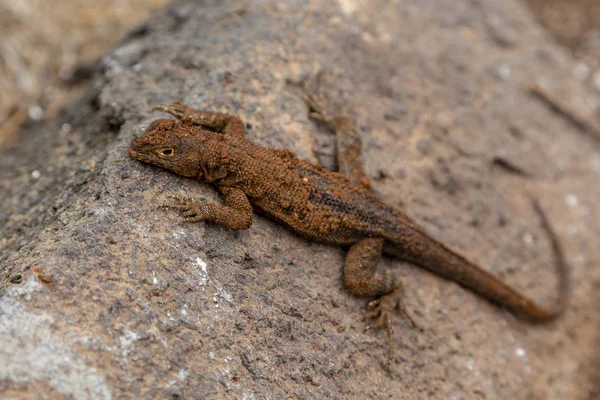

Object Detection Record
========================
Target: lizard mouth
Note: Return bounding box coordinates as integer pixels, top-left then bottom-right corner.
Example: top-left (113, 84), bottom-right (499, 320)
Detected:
top-left (127, 139), bottom-right (150, 162)
top-left (127, 142), bottom-right (141, 160)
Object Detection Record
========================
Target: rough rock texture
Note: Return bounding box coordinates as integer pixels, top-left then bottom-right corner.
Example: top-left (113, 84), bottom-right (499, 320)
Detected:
top-left (1, 0), bottom-right (599, 399)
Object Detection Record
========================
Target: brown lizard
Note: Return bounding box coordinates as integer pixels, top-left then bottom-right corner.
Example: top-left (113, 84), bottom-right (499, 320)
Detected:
top-left (127, 89), bottom-right (568, 344)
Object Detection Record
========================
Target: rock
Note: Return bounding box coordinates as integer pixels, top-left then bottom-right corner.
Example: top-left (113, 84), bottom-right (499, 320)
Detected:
top-left (1, 0), bottom-right (598, 398)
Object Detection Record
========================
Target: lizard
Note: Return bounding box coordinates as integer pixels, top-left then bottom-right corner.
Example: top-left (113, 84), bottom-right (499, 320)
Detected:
top-left (127, 85), bottom-right (569, 353)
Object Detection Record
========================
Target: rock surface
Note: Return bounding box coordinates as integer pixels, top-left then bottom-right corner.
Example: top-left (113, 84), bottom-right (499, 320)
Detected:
top-left (1, 0), bottom-right (599, 399)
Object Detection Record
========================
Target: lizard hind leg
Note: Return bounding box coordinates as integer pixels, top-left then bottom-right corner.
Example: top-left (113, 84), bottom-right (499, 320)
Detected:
top-left (303, 76), bottom-right (372, 190)
top-left (345, 238), bottom-right (417, 329)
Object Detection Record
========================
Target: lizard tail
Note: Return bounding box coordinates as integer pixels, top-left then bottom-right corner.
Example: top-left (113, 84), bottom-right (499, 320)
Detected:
top-left (384, 199), bottom-right (569, 322)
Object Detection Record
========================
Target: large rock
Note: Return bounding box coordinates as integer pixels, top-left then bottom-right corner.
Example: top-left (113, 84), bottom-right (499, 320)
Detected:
top-left (1, 0), bottom-right (598, 398)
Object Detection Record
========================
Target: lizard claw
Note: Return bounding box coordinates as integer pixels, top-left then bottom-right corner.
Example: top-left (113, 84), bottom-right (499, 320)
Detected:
top-left (165, 194), bottom-right (194, 202)
top-left (159, 195), bottom-right (187, 209)
top-left (364, 295), bottom-right (396, 336)
top-left (362, 287), bottom-right (421, 370)
top-left (303, 72), bottom-right (339, 131)
top-left (152, 100), bottom-right (191, 119)
top-left (159, 195), bottom-right (207, 223)
top-left (365, 282), bottom-right (420, 331)
top-left (304, 95), bottom-right (337, 131)
top-left (364, 296), bottom-right (395, 371)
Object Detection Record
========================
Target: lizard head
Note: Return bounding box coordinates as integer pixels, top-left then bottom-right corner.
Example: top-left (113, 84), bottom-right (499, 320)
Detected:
top-left (128, 118), bottom-right (204, 178)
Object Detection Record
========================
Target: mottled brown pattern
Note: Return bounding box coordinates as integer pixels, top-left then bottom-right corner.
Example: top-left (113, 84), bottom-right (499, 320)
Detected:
top-left (128, 99), bottom-right (569, 336)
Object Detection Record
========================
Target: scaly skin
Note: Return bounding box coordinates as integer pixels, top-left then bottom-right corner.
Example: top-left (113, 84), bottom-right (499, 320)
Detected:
top-left (128, 93), bottom-right (568, 366)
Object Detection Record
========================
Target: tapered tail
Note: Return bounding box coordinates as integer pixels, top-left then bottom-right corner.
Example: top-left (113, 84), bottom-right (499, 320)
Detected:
top-left (384, 200), bottom-right (569, 321)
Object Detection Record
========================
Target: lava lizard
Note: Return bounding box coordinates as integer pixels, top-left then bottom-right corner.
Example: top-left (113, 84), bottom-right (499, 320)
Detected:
top-left (128, 87), bottom-right (568, 345)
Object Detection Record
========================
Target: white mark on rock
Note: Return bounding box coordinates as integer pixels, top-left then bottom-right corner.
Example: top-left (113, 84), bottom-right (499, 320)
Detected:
top-left (565, 194), bottom-right (579, 207)
top-left (337, 0), bottom-right (357, 15)
top-left (120, 330), bottom-right (140, 362)
top-left (7, 275), bottom-right (42, 301)
top-left (523, 233), bottom-right (534, 246)
top-left (218, 287), bottom-right (233, 303)
top-left (213, 286), bottom-right (235, 308)
top-left (516, 347), bottom-right (526, 357)
top-left (197, 258), bottom-right (209, 285)
top-left (61, 123), bottom-right (72, 133)
top-left (590, 155), bottom-right (600, 170)
top-left (31, 170), bottom-right (41, 180)
top-left (0, 277), bottom-right (112, 400)
top-left (496, 63), bottom-right (511, 80)
top-left (178, 369), bottom-right (189, 381)
top-left (466, 358), bottom-right (474, 371)
top-left (172, 229), bottom-right (187, 239)
top-left (573, 62), bottom-right (590, 80)
top-left (28, 106), bottom-right (44, 121)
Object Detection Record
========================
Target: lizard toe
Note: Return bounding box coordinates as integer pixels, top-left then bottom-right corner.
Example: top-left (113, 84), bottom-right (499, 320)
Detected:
top-left (184, 216), bottom-right (204, 223)
top-left (364, 295), bottom-right (396, 334)
top-left (182, 209), bottom-right (197, 218)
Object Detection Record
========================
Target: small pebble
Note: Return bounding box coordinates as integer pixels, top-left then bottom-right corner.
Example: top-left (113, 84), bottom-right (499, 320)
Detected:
top-left (590, 155), bottom-right (600, 170)
top-left (565, 194), bottom-right (578, 207)
top-left (496, 64), bottom-right (511, 80)
top-left (573, 62), bottom-right (590, 80)
top-left (28, 106), bottom-right (44, 121)
top-left (593, 70), bottom-right (600, 92)
top-left (435, 111), bottom-right (454, 129)
top-left (31, 170), bottom-right (41, 180)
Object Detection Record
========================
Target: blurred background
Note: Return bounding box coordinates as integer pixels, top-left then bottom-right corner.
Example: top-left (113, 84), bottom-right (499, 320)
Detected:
top-left (0, 0), bottom-right (599, 146)
top-left (0, 0), bottom-right (169, 147)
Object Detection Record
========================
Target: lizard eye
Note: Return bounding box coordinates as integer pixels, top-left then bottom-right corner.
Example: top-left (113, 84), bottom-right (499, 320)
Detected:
top-left (157, 147), bottom-right (175, 158)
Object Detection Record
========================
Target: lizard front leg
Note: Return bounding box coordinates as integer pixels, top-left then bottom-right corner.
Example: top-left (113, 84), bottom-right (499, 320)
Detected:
top-left (160, 186), bottom-right (252, 230)
top-left (153, 100), bottom-right (247, 137)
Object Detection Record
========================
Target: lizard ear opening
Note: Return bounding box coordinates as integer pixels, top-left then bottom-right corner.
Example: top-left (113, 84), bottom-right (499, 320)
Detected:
top-left (157, 147), bottom-right (175, 159)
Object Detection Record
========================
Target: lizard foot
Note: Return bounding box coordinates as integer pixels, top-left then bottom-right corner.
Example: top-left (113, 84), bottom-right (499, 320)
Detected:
top-left (304, 97), bottom-right (335, 129)
top-left (363, 287), bottom-right (419, 371)
top-left (303, 71), bottom-right (339, 131)
top-left (364, 293), bottom-right (396, 371)
top-left (159, 195), bottom-right (208, 223)
top-left (365, 282), bottom-right (419, 331)
top-left (365, 294), bottom-right (395, 335)
top-left (152, 100), bottom-right (193, 119)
